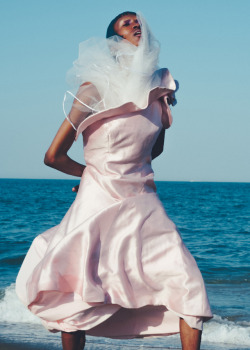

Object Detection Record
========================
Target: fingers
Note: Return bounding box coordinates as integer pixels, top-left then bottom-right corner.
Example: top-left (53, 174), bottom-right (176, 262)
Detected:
top-left (72, 184), bottom-right (79, 193)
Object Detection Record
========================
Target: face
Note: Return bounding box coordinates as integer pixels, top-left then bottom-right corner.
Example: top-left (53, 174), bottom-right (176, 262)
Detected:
top-left (113, 14), bottom-right (141, 46)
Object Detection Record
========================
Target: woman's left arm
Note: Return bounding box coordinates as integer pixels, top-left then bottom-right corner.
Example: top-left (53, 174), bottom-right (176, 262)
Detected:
top-left (151, 91), bottom-right (176, 160)
top-left (151, 128), bottom-right (165, 160)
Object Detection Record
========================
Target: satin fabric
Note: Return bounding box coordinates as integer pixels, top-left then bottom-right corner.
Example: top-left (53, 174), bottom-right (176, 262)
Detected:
top-left (16, 69), bottom-right (212, 338)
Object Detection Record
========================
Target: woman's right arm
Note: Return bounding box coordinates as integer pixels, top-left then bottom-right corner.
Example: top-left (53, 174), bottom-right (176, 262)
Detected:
top-left (44, 119), bottom-right (85, 177)
top-left (44, 82), bottom-right (96, 177)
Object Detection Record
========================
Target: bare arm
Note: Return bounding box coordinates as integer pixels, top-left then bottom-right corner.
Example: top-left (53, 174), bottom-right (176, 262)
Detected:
top-left (151, 92), bottom-right (176, 160)
top-left (151, 128), bottom-right (165, 160)
top-left (44, 82), bottom-right (95, 177)
top-left (44, 119), bottom-right (85, 177)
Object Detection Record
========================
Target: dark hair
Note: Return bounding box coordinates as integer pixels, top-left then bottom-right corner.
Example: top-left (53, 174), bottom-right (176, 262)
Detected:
top-left (106, 11), bottom-right (137, 38)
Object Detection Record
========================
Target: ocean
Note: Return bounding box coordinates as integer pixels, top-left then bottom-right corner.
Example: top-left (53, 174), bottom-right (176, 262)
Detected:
top-left (0, 179), bottom-right (249, 349)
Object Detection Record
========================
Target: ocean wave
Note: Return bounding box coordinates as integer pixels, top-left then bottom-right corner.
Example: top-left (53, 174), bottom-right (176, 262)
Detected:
top-left (0, 284), bottom-right (40, 324)
top-left (203, 314), bottom-right (250, 346)
top-left (0, 284), bottom-right (250, 347)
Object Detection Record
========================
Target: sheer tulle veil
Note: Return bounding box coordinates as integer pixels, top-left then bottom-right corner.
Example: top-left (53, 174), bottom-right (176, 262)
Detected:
top-left (63, 13), bottom-right (175, 130)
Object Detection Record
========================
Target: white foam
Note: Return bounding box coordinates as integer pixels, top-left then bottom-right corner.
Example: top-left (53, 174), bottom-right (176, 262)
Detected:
top-left (0, 284), bottom-right (40, 324)
top-left (203, 314), bottom-right (250, 346)
top-left (0, 285), bottom-right (250, 347)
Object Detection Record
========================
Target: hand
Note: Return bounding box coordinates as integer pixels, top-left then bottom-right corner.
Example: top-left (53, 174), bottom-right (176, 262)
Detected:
top-left (72, 184), bottom-right (79, 193)
top-left (167, 94), bottom-right (176, 106)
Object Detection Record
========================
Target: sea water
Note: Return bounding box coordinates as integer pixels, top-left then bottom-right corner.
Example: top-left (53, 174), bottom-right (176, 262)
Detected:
top-left (0, 179), bottom-right (249, 349)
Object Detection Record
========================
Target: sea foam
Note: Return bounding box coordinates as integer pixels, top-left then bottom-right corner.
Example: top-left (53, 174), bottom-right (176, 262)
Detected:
top-left (203, 314), bottom-right (250, 346)
top-left (0, 283), bottom-right (40, 324)
top-left (1, 284), bottom-right (250, 347)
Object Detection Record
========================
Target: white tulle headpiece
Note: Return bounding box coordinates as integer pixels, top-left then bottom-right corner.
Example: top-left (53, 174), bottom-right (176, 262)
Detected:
top-left (63, 14), bottom-right (162, 129)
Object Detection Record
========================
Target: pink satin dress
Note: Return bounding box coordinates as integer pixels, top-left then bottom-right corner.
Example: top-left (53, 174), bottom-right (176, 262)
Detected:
top-left (16, 69), bottom-right (212, 338)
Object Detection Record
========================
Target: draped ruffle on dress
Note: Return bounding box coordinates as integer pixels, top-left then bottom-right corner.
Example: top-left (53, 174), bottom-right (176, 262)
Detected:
top-left (16, 14), bottom-right (212, 338)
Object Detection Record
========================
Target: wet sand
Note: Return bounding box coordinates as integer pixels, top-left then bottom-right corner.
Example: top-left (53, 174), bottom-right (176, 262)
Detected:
top-left (0, 341), bottom-right (181, 350)
top-left (0, 343), bottom-right (57, 350)
top-left (1, 339), bottom-right (249, 350)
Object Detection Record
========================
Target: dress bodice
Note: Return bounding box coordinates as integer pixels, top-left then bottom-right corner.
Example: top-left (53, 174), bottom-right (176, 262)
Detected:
top-left (82, 101), bottom-right (163, 199)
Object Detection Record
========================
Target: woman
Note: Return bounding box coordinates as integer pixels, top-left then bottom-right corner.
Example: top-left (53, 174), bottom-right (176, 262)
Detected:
top-left (16, 11), bottom-right (212, 350)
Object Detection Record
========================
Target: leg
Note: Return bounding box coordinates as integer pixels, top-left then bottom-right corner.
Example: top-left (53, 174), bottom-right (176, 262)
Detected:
top-left (61, 330), bottom-right (86, 350)
top-left (179, 318), bottom-right (202, 350)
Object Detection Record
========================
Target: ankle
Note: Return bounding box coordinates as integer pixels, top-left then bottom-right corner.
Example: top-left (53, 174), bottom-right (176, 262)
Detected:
top-left (179, 318), bottom-right (201, 350)
top-left (61, 330), bottom-right (86, 350)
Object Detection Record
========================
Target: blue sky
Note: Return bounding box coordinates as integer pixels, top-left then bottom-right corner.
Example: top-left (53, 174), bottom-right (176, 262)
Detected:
top-left (0, 0), bottom-right (249, 181)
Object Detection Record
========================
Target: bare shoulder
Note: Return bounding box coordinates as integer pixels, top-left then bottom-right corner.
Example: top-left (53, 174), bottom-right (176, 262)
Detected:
top-left (78, 82), bottom-right (100, 101)
top-left (80, 81), bottom-right (92, 87)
